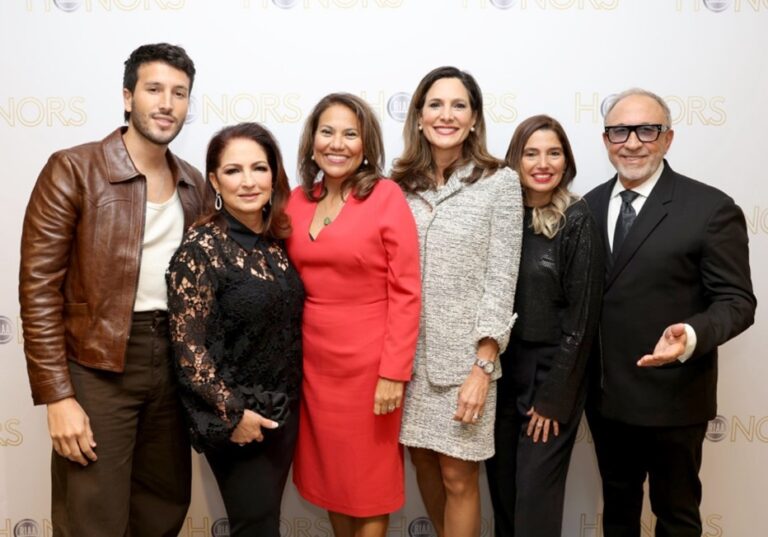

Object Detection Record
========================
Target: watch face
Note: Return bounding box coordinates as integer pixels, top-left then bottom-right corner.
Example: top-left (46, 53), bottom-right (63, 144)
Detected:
top-left (484, 362), bottom-right (495, 373)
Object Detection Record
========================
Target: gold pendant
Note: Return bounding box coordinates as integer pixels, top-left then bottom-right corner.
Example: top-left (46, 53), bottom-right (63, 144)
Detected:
top-left (323, 216), bottom-right (332, 226)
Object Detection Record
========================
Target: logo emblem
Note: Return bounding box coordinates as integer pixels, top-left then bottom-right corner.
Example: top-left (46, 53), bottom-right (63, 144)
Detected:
top-left (14, 519), bottom-right (40, 537)
top-left (185, 95), bottom-right (198, 124)
top-left (408, 517), bottom-right (437, 537)
top-left (0, 316), bottom-right (13, 344)
top-left (387, 92), bottom-right (411, 122)
top-left (53, 0), bottom-right (82, 12)
top-left (600, 93), bottom-right (617, 118)
top-left (212, 518), bottom-right (230, 537)
top-left (706, 414), bottom-right (728, 442)
top-left (702, 0), bottom-right (731, 12)
top-left (490, 0), bottom-right (518, 8)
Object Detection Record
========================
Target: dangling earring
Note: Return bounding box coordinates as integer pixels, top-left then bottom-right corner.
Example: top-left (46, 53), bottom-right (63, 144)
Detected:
top-left (214, 192), bottom-right (223, 211)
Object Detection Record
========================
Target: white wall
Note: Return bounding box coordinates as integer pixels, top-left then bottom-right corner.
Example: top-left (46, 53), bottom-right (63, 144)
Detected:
top-left (1, 1), bottom-right (766, 536)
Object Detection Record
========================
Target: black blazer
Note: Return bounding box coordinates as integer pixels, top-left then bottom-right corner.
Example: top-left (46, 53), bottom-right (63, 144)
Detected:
top-left (584, 161), bottom-right (756, 427)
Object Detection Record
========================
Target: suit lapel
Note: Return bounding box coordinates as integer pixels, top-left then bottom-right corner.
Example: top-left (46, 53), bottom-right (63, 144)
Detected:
top-left (606, 164), bottom-right (675, 289)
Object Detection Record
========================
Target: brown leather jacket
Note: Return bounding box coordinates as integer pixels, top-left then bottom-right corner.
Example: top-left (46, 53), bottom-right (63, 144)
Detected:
top-left (19, 127), bottom-right (211, 405)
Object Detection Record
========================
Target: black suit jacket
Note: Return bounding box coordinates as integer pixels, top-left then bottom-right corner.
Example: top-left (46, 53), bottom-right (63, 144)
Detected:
top-left (584, 161), bottom-right (756, 426)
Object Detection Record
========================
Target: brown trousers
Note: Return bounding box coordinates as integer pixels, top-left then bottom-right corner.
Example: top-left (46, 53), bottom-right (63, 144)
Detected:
top-left (51, 311), bottom-right (191, 537)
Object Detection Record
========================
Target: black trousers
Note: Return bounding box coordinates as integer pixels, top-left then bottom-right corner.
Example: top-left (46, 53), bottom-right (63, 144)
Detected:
top-left (486, 341), bottom-right (584, 537)
top-left (51, 311), bottom-right (191, 537)
top-left (587, 412), bottom-right (708, 537)
top-left (205, 401), bottom-right (299, 537)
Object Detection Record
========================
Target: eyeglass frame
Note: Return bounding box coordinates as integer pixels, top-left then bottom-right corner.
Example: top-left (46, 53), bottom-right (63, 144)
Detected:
top-left (604, 124), bottom-right (671, 144)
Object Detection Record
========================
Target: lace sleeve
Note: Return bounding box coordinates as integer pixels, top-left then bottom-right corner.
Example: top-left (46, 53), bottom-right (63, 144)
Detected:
top-left (167, 237), bottom-right (245, 445)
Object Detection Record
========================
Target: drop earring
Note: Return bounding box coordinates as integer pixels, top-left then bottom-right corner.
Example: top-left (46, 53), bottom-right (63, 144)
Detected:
top-left (214, 192), bottom-right (223, 211)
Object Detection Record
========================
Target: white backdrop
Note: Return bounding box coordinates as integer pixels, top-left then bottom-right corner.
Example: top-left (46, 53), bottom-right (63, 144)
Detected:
top-left (1, 1), bottom-right (766, 536)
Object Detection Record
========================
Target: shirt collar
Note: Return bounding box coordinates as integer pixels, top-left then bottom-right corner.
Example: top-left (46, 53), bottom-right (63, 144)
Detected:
top-left (610, 161), bottom-right (664, 200)
top-left (223, 210), bottom-right (261, 251)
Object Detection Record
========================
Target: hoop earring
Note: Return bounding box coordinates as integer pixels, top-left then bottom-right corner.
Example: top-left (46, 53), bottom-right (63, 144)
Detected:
top-left (214, 192), bottom-right (223, 211)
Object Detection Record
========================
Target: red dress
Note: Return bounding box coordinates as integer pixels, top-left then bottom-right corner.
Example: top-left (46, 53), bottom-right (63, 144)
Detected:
top-left (285, 179), bottom-right (421, 516)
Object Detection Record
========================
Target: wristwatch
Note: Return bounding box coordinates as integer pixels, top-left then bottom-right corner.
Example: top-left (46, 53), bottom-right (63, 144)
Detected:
top-left (473, 357), bottom-right (496, 375)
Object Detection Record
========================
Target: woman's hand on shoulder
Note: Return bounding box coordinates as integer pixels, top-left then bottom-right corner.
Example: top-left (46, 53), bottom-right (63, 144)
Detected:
top-left (229, 409), bottom-right (278, 446)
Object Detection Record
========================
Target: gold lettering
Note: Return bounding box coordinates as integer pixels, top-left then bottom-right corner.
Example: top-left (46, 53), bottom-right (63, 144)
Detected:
top-left (730, 414), bottom-right (754, 441)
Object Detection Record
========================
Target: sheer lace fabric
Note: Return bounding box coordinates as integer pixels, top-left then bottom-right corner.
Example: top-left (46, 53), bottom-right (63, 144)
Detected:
top-left (167, 216), bottom-right (304, 450)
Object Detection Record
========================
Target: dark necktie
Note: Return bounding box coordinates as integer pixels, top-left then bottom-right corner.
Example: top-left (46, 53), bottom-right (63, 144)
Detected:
top-left (613, 189), bottom-right (640, 256)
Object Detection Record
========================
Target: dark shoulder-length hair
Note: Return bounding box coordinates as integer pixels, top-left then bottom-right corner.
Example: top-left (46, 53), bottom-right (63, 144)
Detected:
top-left (505, 114), bottom-right (579, 239)
top-left (297, 93), bottom-right (384, 202)
top-left (391, 66), bottom-right (503, 193)
top-left (197, 122), bottom-right (292, 240)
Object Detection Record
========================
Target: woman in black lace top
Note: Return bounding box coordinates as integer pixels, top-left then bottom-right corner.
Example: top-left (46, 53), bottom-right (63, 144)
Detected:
top-left (486, 115), bottom-right (604, 537)
top-left (167, 123), bottom-right (304, 537)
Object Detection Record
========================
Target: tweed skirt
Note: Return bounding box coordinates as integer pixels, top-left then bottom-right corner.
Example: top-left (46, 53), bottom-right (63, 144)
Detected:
top-left (399, 341), bottom-right (496, 461)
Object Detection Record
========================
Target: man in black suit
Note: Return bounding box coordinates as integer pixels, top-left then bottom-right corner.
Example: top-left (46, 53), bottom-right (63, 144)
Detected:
top-left (584, 88), bottom-right (756, 537)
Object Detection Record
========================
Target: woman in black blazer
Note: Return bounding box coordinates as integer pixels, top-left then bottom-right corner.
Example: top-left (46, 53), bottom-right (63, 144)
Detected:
top-left (486, 115), bottom-right (604, 537)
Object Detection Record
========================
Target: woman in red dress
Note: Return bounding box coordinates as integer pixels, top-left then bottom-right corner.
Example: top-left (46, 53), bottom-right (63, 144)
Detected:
top-left (285, 93), bottom-right (421, 537)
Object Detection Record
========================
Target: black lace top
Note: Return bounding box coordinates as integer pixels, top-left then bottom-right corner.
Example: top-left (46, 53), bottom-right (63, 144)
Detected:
top-left (167, 211), bottom-right (304, 451)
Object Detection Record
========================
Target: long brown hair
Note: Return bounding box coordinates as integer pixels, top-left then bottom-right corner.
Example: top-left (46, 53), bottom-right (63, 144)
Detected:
top-left (391, 66), bottom-right (503, 193)
top-left (297, 93), bottom-right (384, 202)
top-left (506, 115), bottom-right (578, 238)
top-left (199, 122), bottom-right (292, 239)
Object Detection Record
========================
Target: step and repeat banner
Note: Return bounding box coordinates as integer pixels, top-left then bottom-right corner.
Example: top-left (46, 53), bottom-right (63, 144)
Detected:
top-left (1, 1), bottom-right (766, 536)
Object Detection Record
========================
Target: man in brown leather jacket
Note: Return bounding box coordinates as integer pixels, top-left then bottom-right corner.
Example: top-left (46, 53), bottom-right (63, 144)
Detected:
top-left (19, 43), bottom-right (210, 536)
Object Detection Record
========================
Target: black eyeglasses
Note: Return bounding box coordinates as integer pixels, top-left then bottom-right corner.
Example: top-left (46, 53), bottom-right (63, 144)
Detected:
top-left (604, 124), bottom-right (670, 144)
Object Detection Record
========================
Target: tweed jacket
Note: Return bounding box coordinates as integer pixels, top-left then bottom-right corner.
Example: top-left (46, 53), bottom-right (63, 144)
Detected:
top-left (406, 165), bottom-right (523, 387)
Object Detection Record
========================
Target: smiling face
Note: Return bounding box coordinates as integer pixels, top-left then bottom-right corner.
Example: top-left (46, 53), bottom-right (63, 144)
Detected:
top-left (209, 137), bottom-right (273, 231)
top-left (603, 94), bottom-right (674, 188)
top-left (519, 129), bottom-right (566, 207)
top-left (312, 104), bottom-right (364, 183)
top-left (122, 61), bottom-right (190, 147)
top-left (419, 77), bottom-right (477, 161)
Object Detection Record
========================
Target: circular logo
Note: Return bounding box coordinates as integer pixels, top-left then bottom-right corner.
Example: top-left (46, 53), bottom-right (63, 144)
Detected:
top-left (408, 517), bottom-right (437, 537)
top-left (490, 0), bottom-right (518, 8)
top-left (272, 0), bottom-right (300, 8)
top-left (185, 95), bottom-right (198, 124)
top-left (14, 520), bottom-right (40, 537)
top-left (706, 414), bottom-right (728, 442)
top-left (600, 93), bottom-right (618, 118)
top-left (53, 0), bottom-right (82, 12)
top-left (702, 0), bottom-right (731, 12)
top-left (211, 518), bottom-right (230, 537)
top-left (0, 316), bottom-right (13, 344)
top-left (387, 92), bottom-right (411, 122)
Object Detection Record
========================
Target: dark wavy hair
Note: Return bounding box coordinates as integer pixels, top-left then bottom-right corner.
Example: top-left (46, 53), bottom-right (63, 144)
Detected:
top-left (506, 115), bottom-right (579, 238)
top-left (122, 43), bottom-right (196, 122)
top-left (391, 66), bottom-right (502, 193)
top-left (297, 93), bottom-right (385, 202)
top-left (199, 122), bottom-right (292, 240)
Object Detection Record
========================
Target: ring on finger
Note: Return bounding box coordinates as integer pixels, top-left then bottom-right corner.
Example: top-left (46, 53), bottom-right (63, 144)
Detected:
top-left (535, 422), bottom-right (543, 428)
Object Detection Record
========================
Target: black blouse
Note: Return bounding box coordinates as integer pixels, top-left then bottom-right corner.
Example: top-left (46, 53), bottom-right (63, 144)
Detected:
top-left (167, 212), bottom-right (304, 451)
top-left (510, 199), bottom-right (604, 422)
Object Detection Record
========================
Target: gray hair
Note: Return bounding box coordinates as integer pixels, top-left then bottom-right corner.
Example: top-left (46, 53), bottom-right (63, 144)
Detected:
top-left (604, 88), bottom-right (672, 126)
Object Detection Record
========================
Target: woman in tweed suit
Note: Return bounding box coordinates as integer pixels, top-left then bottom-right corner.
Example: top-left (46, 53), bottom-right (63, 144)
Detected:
top-left (392, 66), bottom-right (523, 537)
